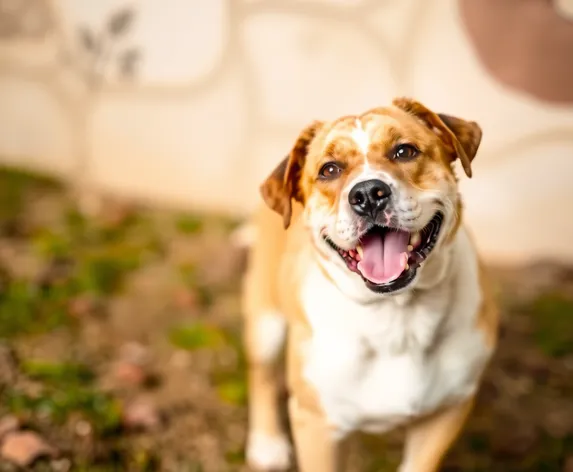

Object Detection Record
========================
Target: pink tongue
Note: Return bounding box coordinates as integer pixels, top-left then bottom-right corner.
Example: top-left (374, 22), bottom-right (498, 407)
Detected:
top-left (357, 230), bottom-right (409, 284)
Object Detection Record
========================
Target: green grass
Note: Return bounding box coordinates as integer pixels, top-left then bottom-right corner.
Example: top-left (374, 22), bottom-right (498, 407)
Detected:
top-left (0, 277), bottom-right (71, 338)
top-left (168, 322), bottom-right (225, 351)
top-left (175, 214), bottom-right (204, 235)
top-left (6, 359), bottom-right (122, 434)
top-left (22, 360), bottom-right (95, 385)
top-left (0, 182), bottom-right (165, 339)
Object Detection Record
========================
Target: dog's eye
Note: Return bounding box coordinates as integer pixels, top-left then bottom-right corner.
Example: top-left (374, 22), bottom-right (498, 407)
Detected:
top-left (318, 162), bottom-right (343, 180)
top-left (392, 144), bottom-right (420, 161)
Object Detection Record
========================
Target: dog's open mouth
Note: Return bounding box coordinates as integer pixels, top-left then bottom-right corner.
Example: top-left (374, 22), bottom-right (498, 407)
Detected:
top-left (323, 212), bottom-right (444, 292)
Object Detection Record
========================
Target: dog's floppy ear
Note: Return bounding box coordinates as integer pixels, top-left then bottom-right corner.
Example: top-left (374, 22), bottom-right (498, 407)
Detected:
top-left (436, 113), bottom-right (482, 177)
top-left (392, 97), bottom-right (482, 178)
top-left (260, 120), bottom-right (323, 229)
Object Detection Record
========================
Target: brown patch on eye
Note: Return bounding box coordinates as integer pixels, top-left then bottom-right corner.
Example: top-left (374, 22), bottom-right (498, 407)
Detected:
top-left (324, 137), bottom-right (362, 162)
top-left (385, 126), bottom-right (403, 144)
top-left (401, 156), bottom-right (440, 191)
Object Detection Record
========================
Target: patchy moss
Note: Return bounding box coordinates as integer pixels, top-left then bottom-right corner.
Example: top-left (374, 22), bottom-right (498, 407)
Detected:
top-left (168, 322), bottom-right (225, 351)
top-left (0, 237), bottom-right (143, 339)
top-left (215, 377), bottom-right (247, 406)
top-left (0, 166), bottom-right (61, 222)
top-left (0, 277), bottom-right (71, 338)
top-left (5, 359), bottom-right (122, 434)
top-left (5, 387), bottom-right (122, 434)
top-left (175, 214), bottom-right (204, 235)
top-left (69, 445), bottom-right (161, 472)
top-left (21, 360), bottom-right (95, 385)
top-left (528, 292), bottom-right (573, 357)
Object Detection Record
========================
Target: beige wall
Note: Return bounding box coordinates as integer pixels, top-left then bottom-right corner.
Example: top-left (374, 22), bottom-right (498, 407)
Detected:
top-left (0, 0), bottom-right (572, 264)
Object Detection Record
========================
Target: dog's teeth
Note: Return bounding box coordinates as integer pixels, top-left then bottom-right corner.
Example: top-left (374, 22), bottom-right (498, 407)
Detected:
top-left (410, 232), bottom-right (421, 247)
top-left (407, 244), bottom-right (413, 252)
top-left (405, 264), bottom-right (409, 270)
top-left (356, 245), bottom-right (363, 258)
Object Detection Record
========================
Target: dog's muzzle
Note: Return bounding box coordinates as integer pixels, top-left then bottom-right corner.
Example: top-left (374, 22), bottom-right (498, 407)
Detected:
top-left (348, 179), bottom-right (392, 221)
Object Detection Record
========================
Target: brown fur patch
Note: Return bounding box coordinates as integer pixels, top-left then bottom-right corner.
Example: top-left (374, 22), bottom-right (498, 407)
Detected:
top-left (260, 121), bottom-right (323, 228)
top-left (392, 97), bottom-right (482, 178)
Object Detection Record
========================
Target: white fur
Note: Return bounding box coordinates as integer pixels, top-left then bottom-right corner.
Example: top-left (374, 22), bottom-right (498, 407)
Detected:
top-left (246, 431), bottom-right (292, 471)
top-left (300, 227), bottom-right (492, 440)
top-left (254, 310), bottom-right (287, 363)
top-left (350, 120), bottom-right (371, 157)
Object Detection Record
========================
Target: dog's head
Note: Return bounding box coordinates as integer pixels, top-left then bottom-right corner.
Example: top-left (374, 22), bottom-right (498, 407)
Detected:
top-left (260, 98), bottom-right (482, 297)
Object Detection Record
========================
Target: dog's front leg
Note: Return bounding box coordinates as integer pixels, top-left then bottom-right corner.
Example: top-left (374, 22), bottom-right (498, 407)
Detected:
top-left (289, 396), bottom-right (347, 472)
top-left (399, 398), bottom-right (474, 472)
top-left (287, 323), bottom-right (348, 472)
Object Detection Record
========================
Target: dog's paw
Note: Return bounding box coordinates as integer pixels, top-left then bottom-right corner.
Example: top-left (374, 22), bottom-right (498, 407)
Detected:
top-left (246, 431), bottom-right (292, 471)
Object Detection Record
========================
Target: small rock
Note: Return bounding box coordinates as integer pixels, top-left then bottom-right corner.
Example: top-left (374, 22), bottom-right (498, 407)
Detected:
top-left (0, 431), bottom-right (56, 467)
top-left (173, 288), bottom-right (198, 310)
top-left (51, 458), bottom-right (72, 472)
top-left (112, 361), bottom-right (147, 387)
top-left (74, 420), bottom-right (92, 438)
top-left (119, 341), bottom-right (150, 366)
top-left (0, 416), bottom-right (20, 441)
top-left (67, 294), bottom-right (101, 318)
top-left (122, 398), bottom-right (161, 431)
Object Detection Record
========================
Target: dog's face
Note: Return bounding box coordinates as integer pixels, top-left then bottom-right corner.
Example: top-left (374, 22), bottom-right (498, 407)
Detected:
top-left (261, 98), bottom-right (482, 297)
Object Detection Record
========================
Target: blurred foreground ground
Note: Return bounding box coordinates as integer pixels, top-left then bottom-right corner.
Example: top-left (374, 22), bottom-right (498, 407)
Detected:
top-left (0, 167), bottom-right (572, 472)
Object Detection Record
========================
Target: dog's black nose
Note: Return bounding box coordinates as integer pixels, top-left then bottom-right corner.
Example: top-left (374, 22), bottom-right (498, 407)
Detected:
top-left (348, 179), bottom-right (392, 220)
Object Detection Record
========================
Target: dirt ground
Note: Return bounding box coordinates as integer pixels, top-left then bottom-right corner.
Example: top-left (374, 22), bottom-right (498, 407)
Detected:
top-left (0, 166), bottom-right (572, 472)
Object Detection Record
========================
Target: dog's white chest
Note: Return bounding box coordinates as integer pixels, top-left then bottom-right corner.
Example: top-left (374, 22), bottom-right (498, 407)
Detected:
top-left (300, 258), bottom-right (490, 438)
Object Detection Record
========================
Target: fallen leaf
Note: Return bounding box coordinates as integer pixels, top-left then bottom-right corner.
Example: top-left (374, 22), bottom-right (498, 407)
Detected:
top-left (1, 431), bottom-right (56, 467)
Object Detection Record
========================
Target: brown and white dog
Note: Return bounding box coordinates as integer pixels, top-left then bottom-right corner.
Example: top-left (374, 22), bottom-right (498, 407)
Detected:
top-left (241, 98), bottom-right (498, 472)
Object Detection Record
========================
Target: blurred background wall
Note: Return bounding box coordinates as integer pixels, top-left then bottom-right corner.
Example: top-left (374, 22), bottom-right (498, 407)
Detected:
top-left (0, 0), bottom-right (572, 265)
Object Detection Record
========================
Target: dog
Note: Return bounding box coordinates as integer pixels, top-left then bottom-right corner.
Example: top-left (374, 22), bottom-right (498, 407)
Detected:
top-left (241, 97), bottom-right (498, 472)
